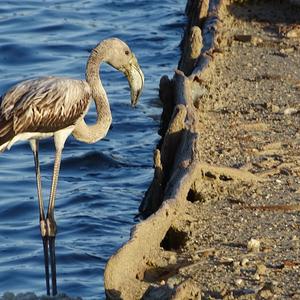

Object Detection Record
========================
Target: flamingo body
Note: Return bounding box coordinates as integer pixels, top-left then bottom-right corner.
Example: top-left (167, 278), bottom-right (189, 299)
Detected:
top-left (0, 38), bottom-right (144, 296)
top-left (0, 77), bottom-right (91, 151)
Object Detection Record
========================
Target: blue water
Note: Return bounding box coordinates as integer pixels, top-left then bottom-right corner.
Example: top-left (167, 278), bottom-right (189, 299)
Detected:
top-left (0, 1), bottom-right (184, 299)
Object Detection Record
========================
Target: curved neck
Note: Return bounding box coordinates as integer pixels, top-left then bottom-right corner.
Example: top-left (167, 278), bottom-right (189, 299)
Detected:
top-left (73, 43), bottom-right (112, 144)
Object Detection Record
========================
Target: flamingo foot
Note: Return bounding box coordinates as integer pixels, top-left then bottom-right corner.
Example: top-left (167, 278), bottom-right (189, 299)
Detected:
top-left (40, 218), bottom-right (57, 296)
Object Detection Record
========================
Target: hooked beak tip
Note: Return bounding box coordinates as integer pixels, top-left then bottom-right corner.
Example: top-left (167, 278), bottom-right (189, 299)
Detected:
top-left (125, 57), bottom-right (144, 108)
top-left (131, 88), bottom-right (142, 107)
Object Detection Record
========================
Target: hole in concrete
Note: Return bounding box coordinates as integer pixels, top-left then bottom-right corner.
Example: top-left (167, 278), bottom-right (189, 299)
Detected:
top-left (219, 174), bottom-right (233, 181)
top-left (204, 171), bottom-right (217, 179)
top-left (143, 281), bottom-right (174, 298)
top-left (187, 188), bottom-right (204, 203)
top-left (160, 227), bottom-right (188, 251)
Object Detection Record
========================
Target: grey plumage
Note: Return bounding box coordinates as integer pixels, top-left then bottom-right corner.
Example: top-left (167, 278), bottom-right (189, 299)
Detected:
top-left (0, 37), bottom-right (144, 296)
top-left (0, 77), bottom-right (91, 148)
top-left (0, 39), bottom-right (144, 152)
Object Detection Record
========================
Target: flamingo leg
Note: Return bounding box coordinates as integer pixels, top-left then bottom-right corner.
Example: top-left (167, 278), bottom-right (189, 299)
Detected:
top-left (30, 128), bottom-right (71, 296)
top-left (46, 147), bottom-right (63, 296)
top-left (30, 139), bottom-right (50, 296)
top-left (46, 127), bottom-right (72, 296)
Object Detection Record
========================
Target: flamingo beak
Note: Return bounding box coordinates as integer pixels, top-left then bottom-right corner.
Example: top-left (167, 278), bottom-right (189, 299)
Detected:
top-left (125, 55), bottom-right (144, 107)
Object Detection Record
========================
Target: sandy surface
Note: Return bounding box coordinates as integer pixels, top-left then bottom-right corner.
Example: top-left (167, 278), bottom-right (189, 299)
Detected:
top-left (144, 1), bottom-right (300, 299)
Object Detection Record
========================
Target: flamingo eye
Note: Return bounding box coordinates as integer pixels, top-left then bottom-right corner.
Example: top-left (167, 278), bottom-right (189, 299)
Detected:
top-left (125, 50), bottom-right (130, 55)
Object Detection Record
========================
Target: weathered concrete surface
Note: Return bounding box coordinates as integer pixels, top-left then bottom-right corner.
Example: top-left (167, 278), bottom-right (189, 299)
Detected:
top-left (104, 0), bottom-right (300, 299)
top-left (104, 1), bottom-right (225, 299)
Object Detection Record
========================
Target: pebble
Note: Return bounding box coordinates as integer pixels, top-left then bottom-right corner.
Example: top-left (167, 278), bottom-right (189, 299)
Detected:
top-left (271, 104), bottom-right (280, 113)
top-left (167, 275), bottom-right (183, 288)
top-left (169, 254), bottom-right (177, 264)
top-left (284, 107), bottom-right (298, 115)
top-left (247, 238), bottom-right (260, 253)
top-left (192, 254), bottom-right (200, 261)
top-left (232, 261), bottom-right (240, 268)
top-left (280, 47), bottom-right (295, 54)
top-left (235, 278), bottom-right (243, 286)
top-left (220, 257), bottom-right (234, 265)
top-left (253, 273), bottom-right (260, 281)
top-left (251, 36), bottom-right (263, 46)
top-left (256, 263), bottom-right (267, 275)
top-left (286, 26), bottom-right (300, 38)
top-left (232, 261), bottom-right (241, 274)
top-left (258, 288), bottom-right (273, 299)
top-left (257, 282), bottom-right (278, 299)
top-left (241, 257), bottom-right (249, 267)
top-left (218, 283), bottom-right (229, 297)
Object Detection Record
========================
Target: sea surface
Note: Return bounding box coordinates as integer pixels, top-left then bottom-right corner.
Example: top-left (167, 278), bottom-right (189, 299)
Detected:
top-left (0, 1), bottom-right (184, 299)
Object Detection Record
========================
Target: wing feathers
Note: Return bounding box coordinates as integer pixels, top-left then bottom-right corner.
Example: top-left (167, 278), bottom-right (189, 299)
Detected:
top-left (0, 77), bottom-right (91, 145)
